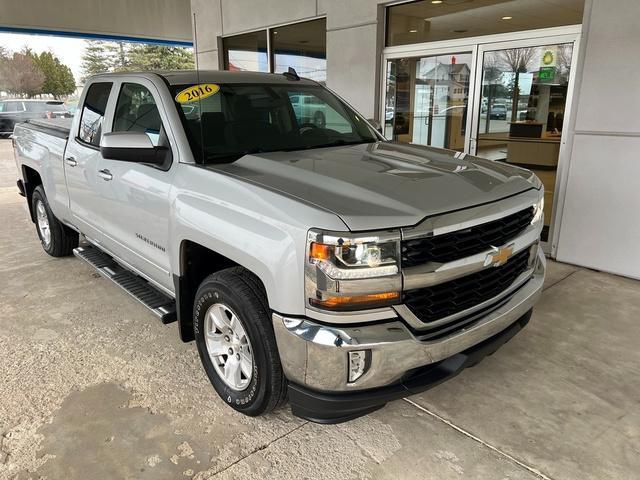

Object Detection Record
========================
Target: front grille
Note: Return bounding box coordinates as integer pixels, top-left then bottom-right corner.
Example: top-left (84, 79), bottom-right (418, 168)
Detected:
top-left (402, 207), bottom-right (534, 267)
top-left (403, 248), bottom-right (531, 325)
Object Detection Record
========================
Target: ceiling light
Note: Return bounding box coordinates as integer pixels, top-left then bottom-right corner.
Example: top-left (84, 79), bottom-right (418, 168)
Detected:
top-left (501, 16), bottom-right (513, 20)
top-left (431, 0), bottom-right (443, 4)
top-left (409, 29), bottom-right (418, 33)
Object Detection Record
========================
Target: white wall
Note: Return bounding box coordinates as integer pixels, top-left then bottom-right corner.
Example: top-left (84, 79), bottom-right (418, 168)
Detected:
top-left (556, 0), bottom-right (640, 279)
top-left (1, 0), bottom-right (193, 43)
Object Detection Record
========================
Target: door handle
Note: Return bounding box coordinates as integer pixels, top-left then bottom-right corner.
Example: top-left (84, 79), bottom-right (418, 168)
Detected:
top-left (65, 156), bottom-right (77, 167)
top-left (98, 169), bottom-right (113, 181)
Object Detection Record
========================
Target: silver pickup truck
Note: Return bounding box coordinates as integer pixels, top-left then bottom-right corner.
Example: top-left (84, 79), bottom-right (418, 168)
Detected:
top-left (12, 70), bottom-right (545, 423)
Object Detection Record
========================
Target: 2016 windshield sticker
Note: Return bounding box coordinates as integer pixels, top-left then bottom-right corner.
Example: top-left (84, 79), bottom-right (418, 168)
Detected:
top-left (175, 84), bottom-right (220, 103)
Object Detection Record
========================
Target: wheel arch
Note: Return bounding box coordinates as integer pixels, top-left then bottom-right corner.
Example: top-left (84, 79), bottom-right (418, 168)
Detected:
top-left (174, 240), bottom-right (270, 342)
top-left (22, 165), bottom-right (43, 222)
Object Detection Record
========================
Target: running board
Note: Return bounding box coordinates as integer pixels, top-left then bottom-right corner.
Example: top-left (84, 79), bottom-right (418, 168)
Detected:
top-left (73, 246), bottom-right (176, 324)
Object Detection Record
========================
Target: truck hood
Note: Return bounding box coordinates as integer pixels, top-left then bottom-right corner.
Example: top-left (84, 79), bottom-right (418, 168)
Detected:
top-left (209, 142), bottom-right (538, 231)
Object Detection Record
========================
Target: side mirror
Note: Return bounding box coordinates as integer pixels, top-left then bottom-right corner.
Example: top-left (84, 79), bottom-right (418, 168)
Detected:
top-left (367, 118), bottom-right (383, 134)
top-left (100, 131), bottom-right (169, 165)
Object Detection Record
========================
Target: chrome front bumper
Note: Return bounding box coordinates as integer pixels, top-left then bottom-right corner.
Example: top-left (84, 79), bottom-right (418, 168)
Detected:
top-left (273, 248), bottom-right (545, 393)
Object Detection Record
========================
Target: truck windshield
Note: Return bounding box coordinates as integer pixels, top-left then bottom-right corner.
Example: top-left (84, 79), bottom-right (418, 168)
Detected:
top-left (172, 83), bottom-right (378, 163)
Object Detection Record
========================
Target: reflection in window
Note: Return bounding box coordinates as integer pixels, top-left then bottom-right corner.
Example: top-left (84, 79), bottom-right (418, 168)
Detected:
top-left (222, 31), bottom-right (268, 72)
top-left (287, 90), bottom-right (352, 132)
top-left (385, 53), bottom-right (471, 152)
top-left (272, 19), bottom-right (326, 83)
top-left (78, 82), bottom-right (112, 146)
top-left (476, 43), bottom-right (574, 241)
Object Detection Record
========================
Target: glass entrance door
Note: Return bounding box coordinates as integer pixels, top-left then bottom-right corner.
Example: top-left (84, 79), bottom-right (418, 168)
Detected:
top-left (470, 40), bottom-right (575, 242)
top-left (384, 51), bottom-right (472, 152)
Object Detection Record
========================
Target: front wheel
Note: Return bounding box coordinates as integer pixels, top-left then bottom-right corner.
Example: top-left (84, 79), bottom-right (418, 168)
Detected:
top-left (32, 185), bottom-right (78, 257)
top-left (193, 267), bottom-right (287, 416)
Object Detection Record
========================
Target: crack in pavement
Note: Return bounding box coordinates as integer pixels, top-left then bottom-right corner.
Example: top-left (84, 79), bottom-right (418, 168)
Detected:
top-left (543, 268), bottom-right (581, 291)
top-left (403, 398), bottom-right (555, 480)
top-left (209, 420), bottom-right (309, 478)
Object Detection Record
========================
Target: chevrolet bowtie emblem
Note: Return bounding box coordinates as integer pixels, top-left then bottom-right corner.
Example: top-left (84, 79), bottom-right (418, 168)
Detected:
top-left (485, 244), bottom-right (514, 267)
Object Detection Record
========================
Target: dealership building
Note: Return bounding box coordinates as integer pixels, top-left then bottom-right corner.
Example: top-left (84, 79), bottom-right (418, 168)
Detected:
top-left (3, 0), bottom-right (639, 279)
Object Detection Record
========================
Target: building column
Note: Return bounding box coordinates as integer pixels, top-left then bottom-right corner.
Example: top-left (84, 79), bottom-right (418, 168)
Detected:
top-left (190, 0), bottom-right (223, 69)
top-left (324, 0), bottom-right (384, 120)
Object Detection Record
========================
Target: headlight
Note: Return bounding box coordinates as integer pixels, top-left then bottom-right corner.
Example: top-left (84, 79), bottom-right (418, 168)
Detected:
top-left (305, 229), bottom-right (401, 311)
top-left (532, 195), bottom-right (544, 224)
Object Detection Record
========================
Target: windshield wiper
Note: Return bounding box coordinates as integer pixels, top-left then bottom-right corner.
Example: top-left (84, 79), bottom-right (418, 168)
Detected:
top-left (280, 139), bottom-right (376, 152)
top-left (204, 147), bottom-right (266, 163)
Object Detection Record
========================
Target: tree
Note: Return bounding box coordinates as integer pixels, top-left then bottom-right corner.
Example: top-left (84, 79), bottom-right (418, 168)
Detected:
top-left (127, 44), bottom-right (194, 71)
top-left (31, 51), bottom-right (76, 98)
top-left (499, 47), bottom-right (535, 121)
top-left (0, 52), bottom-right (45, 97)
top-left (107, 42), bottom-right (131, 71)
top-left (81, 41), bottom-right (112, 81)
top-left (81, 41), bottom-right (194, 81)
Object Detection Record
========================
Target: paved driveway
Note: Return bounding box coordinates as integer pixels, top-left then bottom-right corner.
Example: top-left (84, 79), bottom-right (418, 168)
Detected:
top-left (0, 138), bottom-right (638, 479)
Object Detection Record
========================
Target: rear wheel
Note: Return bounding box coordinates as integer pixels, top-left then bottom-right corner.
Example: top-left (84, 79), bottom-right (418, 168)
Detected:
top-left (193, 267), bottom-right (287, 416)
top-left (32, 185), bottom-right (78, 257)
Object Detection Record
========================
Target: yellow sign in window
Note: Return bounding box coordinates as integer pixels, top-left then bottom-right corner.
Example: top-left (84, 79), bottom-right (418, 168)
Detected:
top-left (175, 84), bottom-right (220, 103)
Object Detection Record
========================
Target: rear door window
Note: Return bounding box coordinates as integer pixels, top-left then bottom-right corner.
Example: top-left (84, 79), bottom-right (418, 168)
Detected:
top-left (78, 82), bottom-right (112, 147)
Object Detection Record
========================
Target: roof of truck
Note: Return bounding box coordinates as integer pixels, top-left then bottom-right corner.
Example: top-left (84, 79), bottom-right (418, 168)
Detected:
top-left (90, 70), bottom-right (320, 86)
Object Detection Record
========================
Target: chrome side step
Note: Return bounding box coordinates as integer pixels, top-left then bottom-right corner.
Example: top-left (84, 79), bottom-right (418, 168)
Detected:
top-left (73, 246), bottom-right (176, 324)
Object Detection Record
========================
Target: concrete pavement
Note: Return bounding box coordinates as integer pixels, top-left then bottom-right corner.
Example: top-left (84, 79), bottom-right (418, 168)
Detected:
top-left (0, 138), bottom-right (638, 480)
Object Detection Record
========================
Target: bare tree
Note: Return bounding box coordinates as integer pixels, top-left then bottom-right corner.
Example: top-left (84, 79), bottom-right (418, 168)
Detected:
top-left (499, 47), bottom-right (535, 121)
top-left (0, 52), bottom-right (45, 97)
top-left (556, 44), bottom-right (573, 83)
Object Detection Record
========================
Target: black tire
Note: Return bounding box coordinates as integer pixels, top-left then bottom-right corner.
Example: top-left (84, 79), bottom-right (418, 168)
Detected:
top-left (31, 185), bottom-right (79, 257)
top-left (193, 267), bottom-right (287, 416)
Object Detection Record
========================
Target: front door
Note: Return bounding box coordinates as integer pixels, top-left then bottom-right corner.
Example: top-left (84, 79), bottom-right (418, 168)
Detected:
top-left (384, 50), bottom-right (473, 152)
top-left (469, 37), bottom-right (577, 243)
top-left (92, 78), bottom-right (175, 292)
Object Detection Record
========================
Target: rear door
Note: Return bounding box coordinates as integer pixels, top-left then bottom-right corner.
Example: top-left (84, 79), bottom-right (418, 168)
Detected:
top-left (91, 78), bottom-right (175, 291)
top-left (64, 81), bottom-right (115, 240)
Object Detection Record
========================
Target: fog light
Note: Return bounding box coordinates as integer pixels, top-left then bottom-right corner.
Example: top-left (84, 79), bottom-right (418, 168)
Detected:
top-left (348, 350), bottom-right (371, 383)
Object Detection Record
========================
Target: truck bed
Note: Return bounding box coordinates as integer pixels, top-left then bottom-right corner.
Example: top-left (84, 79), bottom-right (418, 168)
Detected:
top-left (22, 118), bottom-right (72, 139)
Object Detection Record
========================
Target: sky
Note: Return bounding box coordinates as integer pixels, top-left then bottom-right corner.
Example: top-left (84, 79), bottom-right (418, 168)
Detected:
top-left (1, 32), bottom-right (87, 83)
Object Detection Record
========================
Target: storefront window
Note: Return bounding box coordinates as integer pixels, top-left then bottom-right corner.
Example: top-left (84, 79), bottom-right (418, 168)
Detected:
top-left (222, 19), bottom-right (326, 81)
top-left (476, 43), bottom-right (574, 240)
top-left (222, 31), bottom-right (268, 72)
top-left (272, 19), bottom-right (326, 83)
top-left (386, 0), bottom-right (584, 47)
top-left (385, 52), bottom-right (471, 151)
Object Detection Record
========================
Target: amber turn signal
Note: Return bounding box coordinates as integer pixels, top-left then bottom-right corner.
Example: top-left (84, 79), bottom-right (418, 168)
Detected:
top-left (310, 291), bottom-right (400, 311)
top-left (309, 242), bottom-right (331, 261)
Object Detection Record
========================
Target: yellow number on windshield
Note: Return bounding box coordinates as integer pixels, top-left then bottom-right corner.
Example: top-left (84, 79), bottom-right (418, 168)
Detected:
top-left (175, 84), bottom-right (220, 103)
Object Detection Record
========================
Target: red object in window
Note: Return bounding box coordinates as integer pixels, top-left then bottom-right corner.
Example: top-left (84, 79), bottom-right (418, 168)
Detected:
top-left (451, 55), bottom-right (456, 65)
